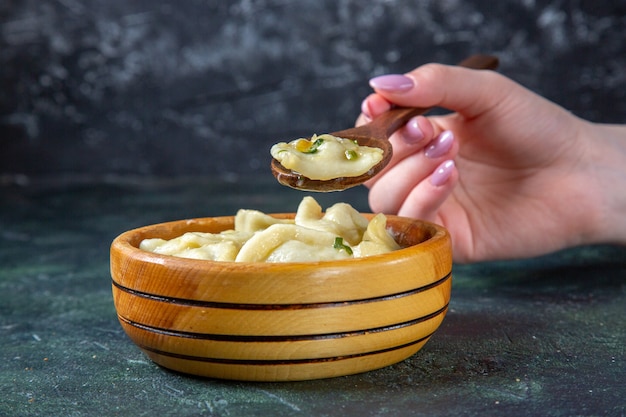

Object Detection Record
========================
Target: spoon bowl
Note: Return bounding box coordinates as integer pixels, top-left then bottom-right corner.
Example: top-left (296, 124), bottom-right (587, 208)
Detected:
top-left (271, 54), bottom-right (499, 192)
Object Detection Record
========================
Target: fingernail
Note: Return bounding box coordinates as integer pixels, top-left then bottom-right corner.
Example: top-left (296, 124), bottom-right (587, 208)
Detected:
top-left (430, 160), bottom-right (455, 186)
top-left (425, 131), bottom-right (454, 159)
top-left (402, 116), bottom-right (424, 144)
top-left (369, 74), bottom-right (414, 93)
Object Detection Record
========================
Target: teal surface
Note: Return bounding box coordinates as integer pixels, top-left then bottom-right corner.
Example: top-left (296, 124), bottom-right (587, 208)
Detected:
top-left (1, 178), bottom-right (624, 416)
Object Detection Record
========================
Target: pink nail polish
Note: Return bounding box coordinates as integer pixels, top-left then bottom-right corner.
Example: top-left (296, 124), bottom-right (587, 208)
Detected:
top-left (403, 116), bottom-right (424, 144)
top-left (369, 74), bottom-right (414, 93)
top-left (425, 131), bottom-right (454, 159)
top-left (430, 160), bottom-right (455, 186)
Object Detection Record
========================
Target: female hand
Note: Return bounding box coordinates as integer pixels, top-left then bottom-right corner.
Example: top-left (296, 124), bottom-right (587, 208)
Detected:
top-left (359, 62), bottom-right (626, 262)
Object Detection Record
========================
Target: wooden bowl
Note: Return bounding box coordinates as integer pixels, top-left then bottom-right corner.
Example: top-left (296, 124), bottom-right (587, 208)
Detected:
top-left (110, 214), bottom-right (452, 381)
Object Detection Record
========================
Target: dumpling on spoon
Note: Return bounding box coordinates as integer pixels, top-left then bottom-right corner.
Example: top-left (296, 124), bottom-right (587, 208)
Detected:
top-left (270, 133), bottom-right (383, 181)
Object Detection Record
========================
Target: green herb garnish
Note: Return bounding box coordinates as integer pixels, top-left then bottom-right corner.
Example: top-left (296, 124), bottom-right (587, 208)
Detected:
top-left (345, 149), bottom-right (358, 160)
top-left (333, 237), bottom-right (353, 255)
top-left (302, 138), bottom-right (324, 154)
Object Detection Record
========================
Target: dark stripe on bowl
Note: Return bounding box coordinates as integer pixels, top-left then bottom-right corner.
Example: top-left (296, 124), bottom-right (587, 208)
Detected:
top-left (118, 303), bottom-right (448, 342)
top-left (136, 332), bottom-right (434, 366)
top-left (112, 271), bottom-right (451, 310)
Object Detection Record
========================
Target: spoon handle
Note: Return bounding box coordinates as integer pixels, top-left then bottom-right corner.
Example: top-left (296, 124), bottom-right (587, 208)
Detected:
top-left (458, 54), bottom-right (499, 71)
top-left (337, 54), bottom-right (499, 140)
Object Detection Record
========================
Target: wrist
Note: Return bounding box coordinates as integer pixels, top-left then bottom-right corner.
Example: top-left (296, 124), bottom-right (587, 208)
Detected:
top-left (583, 122), bottom-right (626, 246)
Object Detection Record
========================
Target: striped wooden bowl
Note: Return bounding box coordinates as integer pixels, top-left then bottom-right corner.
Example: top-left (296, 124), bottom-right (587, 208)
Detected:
top-left (110, 214), bottom-right (452, 381)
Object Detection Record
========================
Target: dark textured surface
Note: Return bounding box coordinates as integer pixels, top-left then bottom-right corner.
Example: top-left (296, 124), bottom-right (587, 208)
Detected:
top-left (1, 2), bottom-right (625, 415)
top-left (1, 179), bottom-right (625, 416)
top-left (1, 0), bottom-right (626, 179)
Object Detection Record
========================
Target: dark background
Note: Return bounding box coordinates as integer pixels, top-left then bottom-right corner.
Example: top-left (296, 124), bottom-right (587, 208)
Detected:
top-left (1, 0), bottom-right (625, 181)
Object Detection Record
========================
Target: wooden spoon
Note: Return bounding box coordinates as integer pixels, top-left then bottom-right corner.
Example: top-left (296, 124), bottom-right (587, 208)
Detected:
top-left (271, 54), bottom-right (499, 192)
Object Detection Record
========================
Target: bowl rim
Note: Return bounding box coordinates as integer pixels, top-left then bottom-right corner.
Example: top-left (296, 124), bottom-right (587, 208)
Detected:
top-left (110, 213), bottom-right (449, 269)
top-left (110, 213), bottom-right (452, 304)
